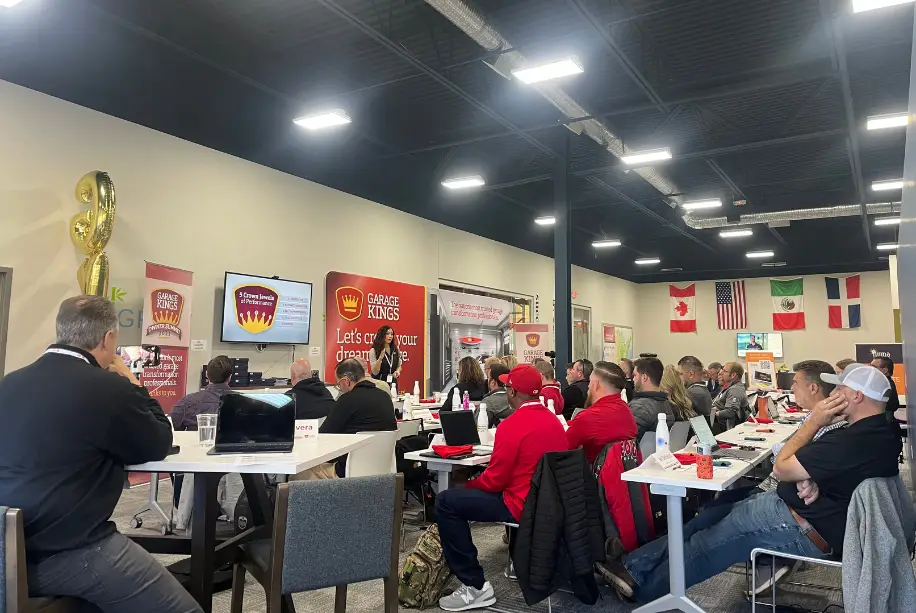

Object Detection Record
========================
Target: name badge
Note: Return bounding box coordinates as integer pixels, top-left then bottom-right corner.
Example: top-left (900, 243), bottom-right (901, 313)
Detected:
top-left (387, 375), bottom-right (393, 384)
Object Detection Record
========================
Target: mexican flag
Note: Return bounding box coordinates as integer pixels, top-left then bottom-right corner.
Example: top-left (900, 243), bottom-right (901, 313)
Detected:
top-left (771, 278), bottom-right (805, 330)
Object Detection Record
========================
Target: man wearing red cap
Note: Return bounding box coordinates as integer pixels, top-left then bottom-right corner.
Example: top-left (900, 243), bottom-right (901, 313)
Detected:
top-left (436, 364), bottom-right (568, 611)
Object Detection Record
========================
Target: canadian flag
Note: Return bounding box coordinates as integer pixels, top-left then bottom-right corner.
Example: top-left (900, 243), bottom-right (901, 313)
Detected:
top-left (670, 284), bottom-right (697, 333)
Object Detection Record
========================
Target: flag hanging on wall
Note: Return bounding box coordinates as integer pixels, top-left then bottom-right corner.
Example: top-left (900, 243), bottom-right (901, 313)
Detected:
top-left (770, 278), bottom-right (805, 330)
top-left (670, 284), bottom-right (697, 333)
top-left (825, 274), bottom-right (861, 329)
top-left (715, 280), bottom-right (747, 329)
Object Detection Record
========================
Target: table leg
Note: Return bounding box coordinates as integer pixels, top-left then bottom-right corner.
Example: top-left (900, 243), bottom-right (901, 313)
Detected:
top-left (189, 472), bottom-right (221, 613)
top-left (633, 484), bottom-right (705, 613)
top-left (438, 468), bottom-right (450, 491)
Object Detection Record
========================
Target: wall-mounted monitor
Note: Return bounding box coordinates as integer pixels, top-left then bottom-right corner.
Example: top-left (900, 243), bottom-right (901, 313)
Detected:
top-left (736, 332), bottom-right (783, 359)
top-left (220, 272), bottom-right (312, 345)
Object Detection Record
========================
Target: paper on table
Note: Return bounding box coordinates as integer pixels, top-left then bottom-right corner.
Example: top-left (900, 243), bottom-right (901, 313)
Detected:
top-left (643, 448), bottom-right (687, 472)
top-left (233, 453), bottom-right (294, 465)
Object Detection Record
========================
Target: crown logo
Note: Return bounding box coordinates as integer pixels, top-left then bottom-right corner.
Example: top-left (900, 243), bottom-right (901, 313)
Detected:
top-left (526, 333), bottom-right (540, 347)
top-left (146, 289), bottom-right (184, 339)
top-left (234, 285), bottom-right (279, 335)
top-left (336, 286), bottom-right (363, 322)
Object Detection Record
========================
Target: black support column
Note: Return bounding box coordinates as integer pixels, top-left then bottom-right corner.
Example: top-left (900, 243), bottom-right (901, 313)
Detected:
top-left (554, 133), bottom-right (572, 383)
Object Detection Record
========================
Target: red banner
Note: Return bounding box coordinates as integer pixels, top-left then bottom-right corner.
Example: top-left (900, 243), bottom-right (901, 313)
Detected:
top-left (325, 272), bottom-right (427, 395)
top-left (141, 346), bottom-right (189, 414)
top-left (142, 262), bottom-right (194, 347)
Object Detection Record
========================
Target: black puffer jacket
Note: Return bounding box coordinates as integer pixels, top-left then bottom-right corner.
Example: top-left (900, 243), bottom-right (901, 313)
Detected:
top-left (514, 449), bottom-right (605, 606)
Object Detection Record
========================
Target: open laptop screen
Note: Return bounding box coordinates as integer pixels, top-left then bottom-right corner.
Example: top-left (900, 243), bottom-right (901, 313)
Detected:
top-left (689, 415), bottom-right (718, 448)
top-left (215, 393), bottom-right (295, 445)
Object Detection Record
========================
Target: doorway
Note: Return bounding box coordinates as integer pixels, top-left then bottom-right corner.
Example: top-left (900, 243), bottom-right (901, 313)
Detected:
top-left (0, 268), bottom-right (11, 378)
top-left (572, 305), bottom-right (590, 362)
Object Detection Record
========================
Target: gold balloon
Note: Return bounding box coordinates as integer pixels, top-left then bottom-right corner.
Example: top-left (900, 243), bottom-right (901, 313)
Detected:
top-left (70, 171), bottom-right (116, 296)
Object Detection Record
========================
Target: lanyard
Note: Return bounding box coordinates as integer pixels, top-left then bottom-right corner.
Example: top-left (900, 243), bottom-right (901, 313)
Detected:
top-left (385, 349), bottom-right (396, 370)
top-left (45, 347), bottom-right (90, 365)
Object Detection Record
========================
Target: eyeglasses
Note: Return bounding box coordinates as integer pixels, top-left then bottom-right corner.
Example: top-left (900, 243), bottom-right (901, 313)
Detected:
top-left (335, 378), bottom-right (349, 391)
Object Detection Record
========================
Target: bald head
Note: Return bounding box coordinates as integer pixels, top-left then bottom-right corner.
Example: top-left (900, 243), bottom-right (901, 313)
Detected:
top-left (290, 358), bottom-right (313, 385)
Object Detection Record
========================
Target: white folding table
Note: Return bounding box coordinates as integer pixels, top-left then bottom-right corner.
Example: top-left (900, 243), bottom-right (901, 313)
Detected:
top-left (403, 448), bottom-right (491, 490)
top-left (126, 431), bottom-right (373, 612)
top-left (621, 422), bottom-right (797, 613)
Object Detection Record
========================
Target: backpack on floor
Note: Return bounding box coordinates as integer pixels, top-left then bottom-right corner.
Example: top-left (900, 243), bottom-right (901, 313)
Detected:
top-left (398, 523), bottom-right (453, 608)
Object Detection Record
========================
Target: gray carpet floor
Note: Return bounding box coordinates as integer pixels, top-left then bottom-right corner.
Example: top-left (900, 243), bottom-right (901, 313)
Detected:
top-left (115, 464), bottom-right (914, 613)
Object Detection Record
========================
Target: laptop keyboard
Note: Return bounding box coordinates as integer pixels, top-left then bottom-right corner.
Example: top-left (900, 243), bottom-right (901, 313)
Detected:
top-left (712, 448), bottom-right (760, 461)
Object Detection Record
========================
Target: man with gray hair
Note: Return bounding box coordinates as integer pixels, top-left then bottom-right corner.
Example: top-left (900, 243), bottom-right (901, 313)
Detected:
top-left (0, 295), bottom-right (200, 613)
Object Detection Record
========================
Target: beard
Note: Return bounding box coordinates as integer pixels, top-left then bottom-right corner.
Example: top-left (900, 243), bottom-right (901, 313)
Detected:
top-left (585, 388), bottom-right (594, 408)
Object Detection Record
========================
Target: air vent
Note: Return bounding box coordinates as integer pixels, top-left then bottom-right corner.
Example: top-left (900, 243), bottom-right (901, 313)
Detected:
top-left (660, 267), bottom-right (683, 272)
top-left (761, 261), bottom-right (787, 267)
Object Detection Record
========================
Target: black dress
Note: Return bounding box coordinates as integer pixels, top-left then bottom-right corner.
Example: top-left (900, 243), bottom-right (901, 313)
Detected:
top-left (372, 347), bottom-right (401, 382)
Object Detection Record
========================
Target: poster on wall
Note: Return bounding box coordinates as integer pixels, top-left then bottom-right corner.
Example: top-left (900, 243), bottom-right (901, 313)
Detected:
top-left (746, 351), bottom-right (776, 391)
top-left (325, 272), bottom-right (427, 395)
top-left (513, 323), bottom-right (550, 364)
top-left (855, 343), bottom-right (906, 396)
top-left (601, 324), bottom-right (634, 362)
top-left (141, 346), bottom-right (189, 414)
top-left (142, 262), bottom-right (193, 347)
top-left (438, 289), bottom-right (514, 372)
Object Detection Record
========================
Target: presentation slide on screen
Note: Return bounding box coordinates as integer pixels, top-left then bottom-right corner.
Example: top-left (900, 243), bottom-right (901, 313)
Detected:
top-left (221, 273), bottom-right (312, 344)
top-left (736, 332), bottom-right (783, 358)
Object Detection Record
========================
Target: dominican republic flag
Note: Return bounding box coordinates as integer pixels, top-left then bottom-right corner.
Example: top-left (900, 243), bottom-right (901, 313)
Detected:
top-left (825, 275), bottom-right (861, 329)
top-left (771, 278), bottom-right (805, 330)
top-left (670, 284), bottom-right (697, 333)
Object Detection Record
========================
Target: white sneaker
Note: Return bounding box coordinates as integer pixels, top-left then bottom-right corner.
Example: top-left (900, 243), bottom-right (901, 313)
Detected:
top-left (438, 581), bottom-right (496, 611)
top-left (747, 562), bottom-right (792, 597)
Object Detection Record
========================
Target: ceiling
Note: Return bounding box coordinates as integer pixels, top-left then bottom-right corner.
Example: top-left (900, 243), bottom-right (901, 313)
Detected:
top-left (0, 0), bottom-right (911, 282)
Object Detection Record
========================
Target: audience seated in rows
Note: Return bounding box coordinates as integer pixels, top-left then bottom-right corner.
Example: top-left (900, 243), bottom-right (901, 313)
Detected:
top-left (170, 354), bottom-right (234, 431)
top-left (287, 357), bottom-right (335, 420)
top-left (660, 364), bottom-right (698, 424)
top-left (436, 364), bottom-right (568, 612)
top-left (713, 361), bottom-right (750, 432)
top-left (566, 361), bottom-right (637, 465)
top-left (629, 357), bottom-right (679, 441)
top-left (561, 359), bottom-right (592, 420)
top-left (706, 361), bottom-right (723, 397)
top-left (0, 296), bottom-right (201, 613)
top-left (618, 358), bottom-right (635, 403)
top-left (598, 363), bottom-right (902, 603)
top-left (677, 355), bottom-right (712, 418)
top-left (534, 360), bottom-right (564, 415)
top-left (483, 363), bottom-right (512, 427)
top-left (442, 356), bottom-right (488, 411)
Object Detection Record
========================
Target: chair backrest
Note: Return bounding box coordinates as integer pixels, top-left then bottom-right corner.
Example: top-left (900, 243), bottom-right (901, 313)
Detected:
top-left (669, 421), bottom-right (692, 452)
top-left (3, 507), bottom-right (28, 613)
top-left (346, 430), bottom-right (398, 477)
top-left (397, 419), bottom-right (422, 439)
top-left (571, 408), bottom-right (585, 421)
top-left (268, 474), bottom-right (404, 603)
top-left (638, 432), bottom-right (655, 459)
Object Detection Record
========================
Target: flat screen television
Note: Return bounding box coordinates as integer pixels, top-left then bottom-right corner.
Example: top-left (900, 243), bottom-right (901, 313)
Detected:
top-left (736, 332), bottom-right (783, 359)
top-left (221, 272), bottom-right (312, 344)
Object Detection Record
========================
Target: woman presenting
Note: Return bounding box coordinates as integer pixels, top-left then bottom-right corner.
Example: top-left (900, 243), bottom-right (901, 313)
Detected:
top-left (368, 325), bottom-right (402, 383)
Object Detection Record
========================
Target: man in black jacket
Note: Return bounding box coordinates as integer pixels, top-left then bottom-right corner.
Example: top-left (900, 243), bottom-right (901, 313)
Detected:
top-left (320, 358), bottom-right (397, 476)
top-left (0, 296), bottom-right (201, 613)
top-left (562, 359), bottom-right (593, 420)
top-left (287, 357), bottom-right (335, 420)
top-left (170, 354), bottom-right (234, 430)
top-left (870, 356), bottom-right (901, 421)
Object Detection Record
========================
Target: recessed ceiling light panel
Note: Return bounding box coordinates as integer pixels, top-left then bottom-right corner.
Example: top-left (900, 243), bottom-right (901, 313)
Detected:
top-left (867, 113), bottom-right (909, 130)
top-left (293, 109), bottom-right (352, 130)
top-left (682, 199), bottom-right (722, 210)
top-left (634, 257), bottom-right (661, 265)
top-left (441, 175), bottom-right (486, 189)
top-left (871, 179), bottom-right (905, 191)
top-left (512, 58), bottom-right (584, 84)
top-left (591, 239), bottom-right (622, 248)
top-left (534, 216), bottom-right (556, 225)
top-left (621, 148), bottom-right (672, 165)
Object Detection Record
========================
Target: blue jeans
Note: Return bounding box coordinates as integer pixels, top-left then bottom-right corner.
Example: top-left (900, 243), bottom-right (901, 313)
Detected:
top-left (436, 488), bottom-right (515, 589)
top-left (28, 531), bottom-right (202, 613)
top-left (622, 491), bottom-right (828, 603)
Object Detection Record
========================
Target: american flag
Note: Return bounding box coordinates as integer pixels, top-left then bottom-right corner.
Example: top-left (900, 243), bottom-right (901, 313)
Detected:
top-left (716, 281), bottom-right (747, 329)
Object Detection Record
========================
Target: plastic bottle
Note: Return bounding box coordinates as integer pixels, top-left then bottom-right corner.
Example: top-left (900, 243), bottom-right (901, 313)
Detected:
top-left (656, 413), bottom-right (669, 453)
top-left (413, 381), bottom-right (420, 397)
top-left (547, 398), bottom-right (555, 414)
top-left (462, 390), bottom-right (470, 410)
top-left (452, 391), bottom-right (460, 410)
top-left (403, 394), bottom-right (414, 420)
top-left (477, 403), bottom-right (490, 444)
top-left (539, 395), bottom-right (545, 406)
top-left (390, 382), bottom-right (398, 399)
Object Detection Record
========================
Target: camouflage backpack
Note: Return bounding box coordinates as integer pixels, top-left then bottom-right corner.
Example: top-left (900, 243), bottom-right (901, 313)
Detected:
top-left (398, 523), bottom-right (453, 608)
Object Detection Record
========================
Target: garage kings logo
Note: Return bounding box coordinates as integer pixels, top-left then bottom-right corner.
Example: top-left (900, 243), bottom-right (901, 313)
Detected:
top-left (336, 286), bottom-right (364, 322)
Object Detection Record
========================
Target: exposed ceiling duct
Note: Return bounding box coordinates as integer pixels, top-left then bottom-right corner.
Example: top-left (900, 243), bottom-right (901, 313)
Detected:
top-left (682, 201), bottom-right (901, 230)
top-left (424, 0), bottom-right (682, 204)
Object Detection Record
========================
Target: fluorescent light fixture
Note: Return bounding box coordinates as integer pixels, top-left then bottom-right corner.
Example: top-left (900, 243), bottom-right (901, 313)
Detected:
top-left (853, 0), bottom-right (914, 13)
top-left (719, 228), bottom-right (753, 238)
top-left (0, 0), bottom-right (25, 6)
top-left (441, 175), bottom-right (485, 190)
top-left (682, 199), bottom-right (722, 211)
top-left (534, 216), bottom-right (556, 226)
top-left (634, 257), bottom-right (661, 265)
top-left (293, 109), bottom-right (351, 130)
top-left (874, 217), bottom-right (901, 226)
top-left (591, 239), bottom-right (622, 248)
top-left (877, 242), bottom-right (899, 250)
top-left (762, 261), bottom-right (787, 267)
top-left (746, 250), bottom-right (775, 259)
top-left (512, 57), bottom-right (584, 84)
top-left (871, 179), bottom-right (905, 191)
top-left (867, 112), bottom-right (909, 130)
top-left (621, 148), bottom-right (672, 165)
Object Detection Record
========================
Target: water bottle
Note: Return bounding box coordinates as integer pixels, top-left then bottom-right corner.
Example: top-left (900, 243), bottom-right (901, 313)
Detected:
top-left (656, 413), bottom-right (669, 453)
top-left (547, 398), bottom-right (555, 414)
top-left (390, 382), bottom-right (398, 399)
top-left (477, 403), bottom-right (490, 444)
top-left (452, 391), bottom-right (460, 410)
top-left (403, 394), bottom-right (414, 420)
top-left (462, 390), bottom-right (470, 410)
top-left (413, 381), bottom-right (420, 397)
top-left (539, 395), bottom-right (545, 406)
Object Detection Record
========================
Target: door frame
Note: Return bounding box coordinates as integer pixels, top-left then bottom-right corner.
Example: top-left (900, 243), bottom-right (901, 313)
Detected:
top-left (0, 267), bottom-right (11, 378)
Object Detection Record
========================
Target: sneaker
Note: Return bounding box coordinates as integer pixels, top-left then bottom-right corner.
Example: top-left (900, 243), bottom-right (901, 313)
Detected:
top-left (595, 559), bottom-right (635, 599)
top-left (438, 582), bottom-right (497, 611)
top-left (504, 560), bottom-right (517, 581)
top-left (746, 562), bottom-right (792, 597)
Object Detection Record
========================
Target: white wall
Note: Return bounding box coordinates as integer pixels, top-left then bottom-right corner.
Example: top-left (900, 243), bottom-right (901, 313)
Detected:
top-left (0, 80), bottom-right (637, 389)
top-left (635, 272), bottom-right (894, 368)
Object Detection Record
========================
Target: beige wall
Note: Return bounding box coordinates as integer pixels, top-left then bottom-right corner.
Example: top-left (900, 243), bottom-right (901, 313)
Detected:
top-left (0, 80), bottom-right (637, 390)
top-left (634, 271), bottom-right (894, 368)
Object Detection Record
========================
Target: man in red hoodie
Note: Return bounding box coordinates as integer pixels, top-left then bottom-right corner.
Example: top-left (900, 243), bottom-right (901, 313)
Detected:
top-left (534, 360), bottom-right (565, 415)
top-left (566, 361), bottom-right (637, 464)
top-left (436, 365), bottom-right (568, 611)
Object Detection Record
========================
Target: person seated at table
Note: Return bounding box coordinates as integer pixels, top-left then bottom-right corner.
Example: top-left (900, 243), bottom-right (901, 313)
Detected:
top-left (660, 364), bottom-right (698, 423)
top-left (629, 357), bottom-right (679, 442)
top-left (286, 358), bottom-right (336, 420)
top-left (598, 364), bottom-right (901, 604)
top-left (483, 363), bottom-right (512, 426)
top-left (706, 361), bottom-right (723, 397)
top-left (676, 355), bottom-right (712, 418)
top-left (534, 360), bottom-right (564, 415)
top-left (436, 365), bottom-right (568, 611)
top-left (562, 359), bottom-right (593, 420)
top-left (566, 361), bottom-right (636, 464)
top-left (713, 361), bottom-right (750, 433)
top-left (320, 358), bottom-right (397, 476)
top-left (0, 296), bottom-right (201, 613)
top-left (442, 356), bottom-right (488, 411)
top-left (170, 355), bottom-right (234, 430)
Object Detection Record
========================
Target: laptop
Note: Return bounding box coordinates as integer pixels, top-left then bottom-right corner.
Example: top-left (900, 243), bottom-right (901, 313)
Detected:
top-left (689, 416), bottom-right (759, 461)
top-left (207, 392), bottom-right (296, 455)
top-left (439, 410), bottom-right (492, 454)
